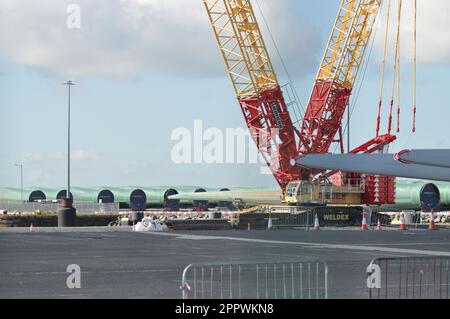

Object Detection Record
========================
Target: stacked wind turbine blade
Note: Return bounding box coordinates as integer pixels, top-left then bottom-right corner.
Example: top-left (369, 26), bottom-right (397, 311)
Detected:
top-left (395, 149), bottom-right (450, 169)
top-left (293, 151), bottom-right (450, 182)
top-left (168, 190), bottom-right (283, 205)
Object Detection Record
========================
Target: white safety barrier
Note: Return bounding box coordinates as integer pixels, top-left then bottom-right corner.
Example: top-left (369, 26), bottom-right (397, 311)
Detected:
top-left (368, 256), bottom-right (450, 299)
top-left (181, 259), bottom-right (328, 299)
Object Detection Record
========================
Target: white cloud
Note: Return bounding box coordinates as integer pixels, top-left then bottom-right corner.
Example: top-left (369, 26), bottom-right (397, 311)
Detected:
top-left (0, 0), bottom-right (321, 78)
top-left (48, 152), bottom-right (65, 161)
top-left (28, 169), bottom-right (50, 184)
top-left (24, 150), bottom-right (97, 162)
top-left (373, 0), bottom-right (450, 64)
top-left (71, 149), bottom-right (98, 161)
top-left (121, 160), bottom-right (147, 174)
top-left (3, 1), bottom-right (446, 80)
top-left (24, 152), bottom-right (43, 162)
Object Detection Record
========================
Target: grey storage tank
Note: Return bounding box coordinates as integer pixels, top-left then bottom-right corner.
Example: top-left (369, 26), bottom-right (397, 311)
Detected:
top-left (164, 188), bottom-right (180, 211)
top-left (130, 189), bottom-right (147, 211)
top-left (56, 190), bottom-right (73, 200)
top-left (218, 188), bottom-right (234, 210)
top-left (420, 183), bottom-right (440, 211)
top-left (97, 189), bottom-right (114, 203)
top-left (193, 188), bottom-right (209, 211)
top-left (28, 190), bottom-right (46, 202)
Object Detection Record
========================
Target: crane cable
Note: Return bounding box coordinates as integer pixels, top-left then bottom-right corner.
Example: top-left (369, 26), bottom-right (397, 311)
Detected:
top-left (376, 0), bottom-right (392, 137)
top-left (396, 0), bottom-right (402, 133)
top-left (412, 0), bottom-right (417, 132)
top-left (388, 0), bottom-right (402, 135)
top-left (254, 0), bottom-right (306, 120)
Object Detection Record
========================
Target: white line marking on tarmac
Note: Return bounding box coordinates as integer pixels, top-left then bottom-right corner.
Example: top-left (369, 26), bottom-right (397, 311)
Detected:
top-left (359, 242), bottom-right (450, 246)
top-left (141, 232), bottom-right (450, 257)
top-left (0, 269), bottom-right (178, 276)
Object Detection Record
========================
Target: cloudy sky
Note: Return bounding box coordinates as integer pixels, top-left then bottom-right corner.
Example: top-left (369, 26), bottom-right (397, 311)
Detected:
top-left (1, 0), bottom-right (450, 189)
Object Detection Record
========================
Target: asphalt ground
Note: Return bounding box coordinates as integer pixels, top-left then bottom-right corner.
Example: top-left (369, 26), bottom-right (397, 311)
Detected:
top-left (1, 227), bottom-right (450, 299)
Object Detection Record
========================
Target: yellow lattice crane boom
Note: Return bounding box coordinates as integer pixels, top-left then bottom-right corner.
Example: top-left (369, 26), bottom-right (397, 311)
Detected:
top-left (204, 0), bottom-right (278, 98)
top-left (203, 0), bottom-right (301, 189)
top-left (318, 0), bottom-right (382, 90)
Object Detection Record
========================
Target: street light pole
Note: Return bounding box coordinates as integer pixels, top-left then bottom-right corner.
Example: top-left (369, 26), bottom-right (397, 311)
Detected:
top-left (59, 80), bottom-right (77, 227)
top-left (63, 80), bottom-right (75, 200)
top-left (14, 164), bottom-right (23, 202)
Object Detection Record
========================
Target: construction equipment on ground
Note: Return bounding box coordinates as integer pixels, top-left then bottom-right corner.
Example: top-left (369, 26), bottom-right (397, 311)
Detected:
top-left (283, 180), bottom-right (364, 206)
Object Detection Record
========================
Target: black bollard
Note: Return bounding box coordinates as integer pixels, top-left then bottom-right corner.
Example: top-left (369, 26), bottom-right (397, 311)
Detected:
top-left (131, 211), bottom-right (144, 224)
top-left (58, 198), bottom-right (76, 227)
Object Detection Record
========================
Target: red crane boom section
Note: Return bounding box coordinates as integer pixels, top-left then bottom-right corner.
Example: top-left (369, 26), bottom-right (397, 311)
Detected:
top-left (300, 0), bottom-right (392, 155)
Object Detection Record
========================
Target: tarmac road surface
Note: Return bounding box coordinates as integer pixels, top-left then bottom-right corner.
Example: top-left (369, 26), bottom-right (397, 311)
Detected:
top-left (1, 227), bottom-right (449, 299)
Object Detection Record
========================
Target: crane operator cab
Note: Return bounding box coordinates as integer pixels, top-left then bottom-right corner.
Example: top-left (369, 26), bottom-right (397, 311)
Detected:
top-left (283, 181), bottom-right (318, 206)
top-left (283, 180), bottom-right (364, 206)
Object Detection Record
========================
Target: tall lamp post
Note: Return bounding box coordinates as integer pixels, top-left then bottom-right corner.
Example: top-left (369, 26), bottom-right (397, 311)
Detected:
top-left (14, 163), bottom-right (23, 202)
top-left (58, 80), bottom-right (77, 227)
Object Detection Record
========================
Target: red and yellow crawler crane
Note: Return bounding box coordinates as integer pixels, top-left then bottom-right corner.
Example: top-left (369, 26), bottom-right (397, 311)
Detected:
top-left (204, 0), bottom-right (413, 206)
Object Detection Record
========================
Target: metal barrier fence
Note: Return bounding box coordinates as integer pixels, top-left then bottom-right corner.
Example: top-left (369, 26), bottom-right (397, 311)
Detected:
top-left (181, 259), bottom-right (328, 299)
top-left (271, 212), bottom-right (314, 229)
top-left (367, 256), bottom-right (450, 299)
top-left (266, 206), bottom-right (314, 229)
top-left (0, 201), bottom-right (119, 214)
